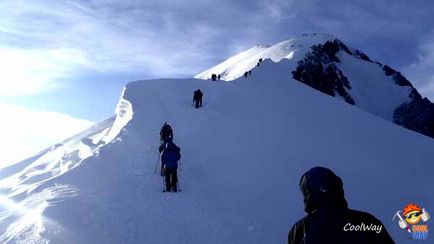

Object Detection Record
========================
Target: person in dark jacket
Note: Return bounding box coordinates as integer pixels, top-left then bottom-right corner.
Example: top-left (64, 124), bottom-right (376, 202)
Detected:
top-left (161, 141), bottom-right (181, 192)
top-left (160, 122), bottom-right (173, 143)
top-left (288, 167), bottom-right (394, 244)
top-left (193, 89), bottom-right (203, 109)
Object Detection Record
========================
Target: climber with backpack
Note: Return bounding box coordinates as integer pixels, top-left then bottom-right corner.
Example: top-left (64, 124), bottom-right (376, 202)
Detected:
top-left (288, 167), bottom-right (394, 244)
top-left (193, 89), bottom-right (203, 109)
top-left (160, 122), bottom-right (173, 143)
top-left (160, 141), bottom-right (181, 192)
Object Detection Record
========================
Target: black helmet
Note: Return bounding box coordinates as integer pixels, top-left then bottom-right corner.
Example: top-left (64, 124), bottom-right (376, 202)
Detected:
top-left (299, 167), bottom-right (347, 213)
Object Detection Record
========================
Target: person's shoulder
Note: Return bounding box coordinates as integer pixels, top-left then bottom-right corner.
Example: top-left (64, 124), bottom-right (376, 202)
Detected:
top-left (348, 209), bottom-right (384, 224)
top-left (169, 142), bottom-right (181, 151)
top-left (290, 214), bottom-right (311, 231)
top-left (295, 215), bottom-right (309, 224)
top-left (288, 215), bottom-right (311, 244)
top-left (174, 144), bottom-right (181, 152)
top-left (348, 209), bottom-right (395, 243)
top-left (349, 209), bottom-right (378, 219)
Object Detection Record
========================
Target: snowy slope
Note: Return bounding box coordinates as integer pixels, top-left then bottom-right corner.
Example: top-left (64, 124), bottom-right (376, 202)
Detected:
top-left (195, 33), bottom-right (334, 81)
top-left (196, 34), bottom-right (434, 138)
top-left (195, 44), bottom-right (269, 81)
top-left (0, 59), bottom-right (433, 243)
top-left (334, 50), bottom-right (413, 120)
top-left (0, 94), bottom-right (132, 243)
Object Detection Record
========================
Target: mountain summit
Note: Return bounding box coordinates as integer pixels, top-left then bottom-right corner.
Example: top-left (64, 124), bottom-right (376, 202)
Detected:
top-left (196, 33), bottom-right (434, 138)
top-left (195, 33), bottom-right (336, 81)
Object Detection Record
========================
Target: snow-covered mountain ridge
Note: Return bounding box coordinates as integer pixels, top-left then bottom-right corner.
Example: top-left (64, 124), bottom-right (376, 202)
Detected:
top-left (196, 33), bottom-right (434, 138)
top-left (0, 34), bottom-right (433, 243)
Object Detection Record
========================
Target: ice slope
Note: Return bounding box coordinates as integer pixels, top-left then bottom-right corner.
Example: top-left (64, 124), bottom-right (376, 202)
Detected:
top-left (1, 60), bottom-right (433, 243)
top-left (195, 33), bottom-right (334, 81)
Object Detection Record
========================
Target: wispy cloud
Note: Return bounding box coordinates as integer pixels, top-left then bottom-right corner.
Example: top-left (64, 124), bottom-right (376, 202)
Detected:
top-left (1, 0), bottom-right (434, 97)
top-left (403, 32), bottom-right (434, 99)
top-left (0, 0), bottom-right (301, 88)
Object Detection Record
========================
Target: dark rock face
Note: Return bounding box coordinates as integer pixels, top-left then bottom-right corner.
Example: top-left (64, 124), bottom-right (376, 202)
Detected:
top-left (353, 50), bottom-right (372, 63)
top-left (292, 38), bottom-right (434, 138)
top-left (381, 65), bottom-right (434, 138)
top-left (382, 65), bottom-right (412, 87)
top-left (382, 65), bottom-right (396, 76)
top-left (394, 98), bottom-right (434, 138)
top-left (292, 40), bottom-right (355, 105)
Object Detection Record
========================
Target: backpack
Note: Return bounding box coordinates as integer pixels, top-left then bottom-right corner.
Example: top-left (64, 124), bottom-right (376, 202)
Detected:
top-left (169, 142), bottom-right (181, 161)
top-left (161, 142), bottom-right (181, 169)
top-left (160, 142), bottom-right (181, 159)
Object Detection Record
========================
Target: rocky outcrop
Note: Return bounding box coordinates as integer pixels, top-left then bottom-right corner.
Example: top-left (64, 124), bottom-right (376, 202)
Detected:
top-left (292, 40), bottom-right (355, 105)
top-left (293, 39), bottom-right (434, 138)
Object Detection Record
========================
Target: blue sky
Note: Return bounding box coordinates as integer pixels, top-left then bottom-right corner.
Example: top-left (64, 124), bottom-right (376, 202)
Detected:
top-left (1, 0), bottom-right (434, 164)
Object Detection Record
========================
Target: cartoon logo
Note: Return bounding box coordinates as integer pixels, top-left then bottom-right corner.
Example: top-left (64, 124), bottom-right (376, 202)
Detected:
top-left (393, 203), bottom-right (430, 240)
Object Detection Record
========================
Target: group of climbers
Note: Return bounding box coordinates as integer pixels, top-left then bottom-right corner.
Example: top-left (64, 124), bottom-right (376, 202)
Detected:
top-left (243, 70), bottom-right (252, 78)
top-left (211, 73), bottom-right (221, 81)
top-left (156, 88), bottom-right (205, 192)
top-left (156, 126), bottom-right (396, 242)
top-left (150, 71), bottom-right (396, 242)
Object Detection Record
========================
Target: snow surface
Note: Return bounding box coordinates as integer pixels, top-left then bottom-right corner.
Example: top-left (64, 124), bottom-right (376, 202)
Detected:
top-left (0, 58), bottom-right (433, 243)
top-left (335, 51), bottom-right (413, 121)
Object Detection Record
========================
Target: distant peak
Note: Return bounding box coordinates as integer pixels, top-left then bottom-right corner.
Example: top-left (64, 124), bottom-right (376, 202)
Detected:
top-left (195, 33), bottom-right (340, 81)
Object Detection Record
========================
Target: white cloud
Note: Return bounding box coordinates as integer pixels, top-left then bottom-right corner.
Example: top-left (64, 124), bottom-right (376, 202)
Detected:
top-left (0, 103), bottom-right (94, 167)
top-left (0, 0), bottom-right (214, 83)
top-left (0, 48), bottom-right (88, 96)
top-left (259, 0), bottom-right (297, 23)
top-left (403, 33), bottom-right (434, 100)
top-left (0, 0), bottom-right (308, 85)
top-left (1, 0), bottom-right (433, 98)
